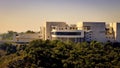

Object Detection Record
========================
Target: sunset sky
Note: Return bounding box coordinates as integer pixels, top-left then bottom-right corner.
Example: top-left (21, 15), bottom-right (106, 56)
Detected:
top-left (0, 0), bottom-right (120, 33)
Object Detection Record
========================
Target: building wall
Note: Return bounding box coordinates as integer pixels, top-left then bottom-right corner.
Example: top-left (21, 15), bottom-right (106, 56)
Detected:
top-left (40, 27), bottom-right (45, 40)
top-left (41, 21), bottom-right (120, 43)
top-left (51, 29), bottom-right (84, 42)
top-left (82, 22), bottom-right (107, 42)
top-left (111, 22), bottom-right (120, 42)
top-left (77, 22), bottom-right (83, 30)
top-left (84, 30), bottom-right (92, 42)
top-left (110, 23), bottom-right (117, 40)
top-left (13, 33), bottom-right (40, 43)
top-left (116, 23), bottom-right (120, 42)
top-left (106, 23), bottom-right (115, 42)
top-left (52, 27), bottom-right (84, 42)
top-left (45, 22), bottom-right (67, 40)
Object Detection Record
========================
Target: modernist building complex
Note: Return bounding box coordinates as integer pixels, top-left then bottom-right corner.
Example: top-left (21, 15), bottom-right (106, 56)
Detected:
top-left (40, 22), bottom-right (120, 43)
top-left (13, 21), bottom-right (120, 44)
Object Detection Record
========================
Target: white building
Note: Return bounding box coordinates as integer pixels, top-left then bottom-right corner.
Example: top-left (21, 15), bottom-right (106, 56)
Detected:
top-left (44, 22), bottom-right (68, 40)
top-left (40, 27), bottom-right (45, 40)
top-left (106, 24), bottom-right (115, 42)
top-left (13, 33), bottom-right (40, 44)
top-left (39, 21), bottom-right (120, 43)
top-left (109, 22), bottom-right (120, 42)
top-left (77, 22), bottom-right (107, 42)
top-left (40, 22), bottom-right (85, 42)
top-left (51, 26), bottom-right (84, 42)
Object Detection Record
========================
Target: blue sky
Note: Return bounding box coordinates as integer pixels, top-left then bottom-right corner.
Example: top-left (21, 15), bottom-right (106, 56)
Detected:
top-left (0, 0), bottom-right (120, 33)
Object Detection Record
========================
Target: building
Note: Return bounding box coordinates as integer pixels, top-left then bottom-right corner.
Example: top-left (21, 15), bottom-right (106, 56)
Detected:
top-left (13, 33), bottom-right (40, 44)
top-left (39, 21), bottom-right (120, 43)
top-left (105, 24), bottom-right (115, 42)
top-left (51, 25), bottom-right (84, 42)
top-left (77, 22), bottom-right (107, 42)
top-left (40, 27), bottom-right (45, 40)
top-left (109, 22), bottom-right (120, 42)
top-left (44, 22), bottom-right (68, 40)
top-left (9, 21), bottom-right (120, 44)
top-left (40, 21), bottom-right (107, 42)
top-left (40, 22), bottom-right (85, 42)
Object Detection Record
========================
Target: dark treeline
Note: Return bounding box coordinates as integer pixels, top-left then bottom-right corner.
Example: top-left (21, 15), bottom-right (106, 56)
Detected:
top-left (0, 40), bottom-right (120, 68)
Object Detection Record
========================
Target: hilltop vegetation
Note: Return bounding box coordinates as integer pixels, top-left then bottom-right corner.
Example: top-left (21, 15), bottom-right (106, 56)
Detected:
top-left (0, 40), bottom-right (120, 68)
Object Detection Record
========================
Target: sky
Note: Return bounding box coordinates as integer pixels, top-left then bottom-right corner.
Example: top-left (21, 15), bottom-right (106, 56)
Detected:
top-left (0, 0), bottom-right (120, 33)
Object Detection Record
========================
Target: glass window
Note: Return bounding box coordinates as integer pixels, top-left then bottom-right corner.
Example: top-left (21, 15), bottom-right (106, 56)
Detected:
top-left (52, 32), bottom-right (81, 35)
top-left (84, 26), bottom-right (91, 30)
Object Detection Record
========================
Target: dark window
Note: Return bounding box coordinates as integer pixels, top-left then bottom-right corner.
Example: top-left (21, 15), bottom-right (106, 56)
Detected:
top-left (84, 26), bottom-right (91, 30)
top-left (52, 27), bottom-right (56, 29)
top-left (16, 34), bottom-right (19, 36)
top-left (17, 38), bottom-right (19, 41)
top-left (52, 32), bottom-right (81, 35)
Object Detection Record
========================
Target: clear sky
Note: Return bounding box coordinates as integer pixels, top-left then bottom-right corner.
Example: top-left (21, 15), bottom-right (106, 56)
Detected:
top-left (0, 0), bottom-right (120, 33)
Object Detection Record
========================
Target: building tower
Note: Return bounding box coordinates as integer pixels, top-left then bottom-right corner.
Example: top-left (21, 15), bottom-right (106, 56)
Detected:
top-left (110, 22), bottom-right (120, 42)
top-left (77, 22), bottom-right (107, 42)
top-left (45, 22), bottom-right (68, 40)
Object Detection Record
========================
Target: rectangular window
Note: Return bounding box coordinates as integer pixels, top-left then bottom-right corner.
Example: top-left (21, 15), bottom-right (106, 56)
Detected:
top-left (52, 32), bottom-right (81, 35)
top-left (84, 26), bottom-right (91, 30)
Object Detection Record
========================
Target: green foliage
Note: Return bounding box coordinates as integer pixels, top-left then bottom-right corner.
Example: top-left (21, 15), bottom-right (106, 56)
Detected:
top-left (25, 30), bottom-right (35, 34)
top-left (1, 40), bottom-right (120, 68)
top-left (0, 43), bottom-right (17, 55)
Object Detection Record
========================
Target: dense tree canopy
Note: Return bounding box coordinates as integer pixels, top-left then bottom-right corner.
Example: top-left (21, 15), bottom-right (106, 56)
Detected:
top-left (0, 40), bottom-right (120, 68)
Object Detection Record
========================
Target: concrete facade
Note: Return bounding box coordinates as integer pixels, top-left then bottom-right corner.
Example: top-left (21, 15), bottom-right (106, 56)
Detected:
top-left (77, 22), bottom-right (107, 42)
top-left (40, 21), bottom-right (120, 42)
top-left (51, 27), bottom-right (84, 42)
top-left (13, 33), bottom-right (40, 44)
top-left (40, 27), bottom-right (45, 40)
top-left (110, 22), bottom-right (120, 42)
top-left (42, 21), bottom-right (108, 42)
top-left (45, 22), bottom-right (68, 40)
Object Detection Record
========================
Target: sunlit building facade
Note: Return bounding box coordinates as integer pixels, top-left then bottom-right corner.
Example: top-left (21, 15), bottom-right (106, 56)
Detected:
top-left (40, 21), bottom-right (108, 42)
top-left (44, 22), bottom-right (68, 40)
top-left (13, 33), bottom-right (40, 44)
top-left (51, 26), bottom-right (84, 42)
top-left (78, 22), bottom-right (107, 42)
top-left (109, 22), bottom-right (120, 42)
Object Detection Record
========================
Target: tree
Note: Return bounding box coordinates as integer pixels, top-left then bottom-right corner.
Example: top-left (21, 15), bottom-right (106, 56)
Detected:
top-left (3, 40), bottom-right (120, 68)
top-left (26, 30), bottom-right (35, 34)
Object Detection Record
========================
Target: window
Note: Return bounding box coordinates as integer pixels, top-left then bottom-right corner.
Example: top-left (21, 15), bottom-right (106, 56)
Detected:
top-left (17, 38), bottom-right (19, 41)
top-left (84, 26), bottom-right (91, 30)
top-left (52, 26), bottom-right (56, 30)
top-left (16, 34), bottom-right (19, 36)
top-left (52, 32), bottom-right (81, 35)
